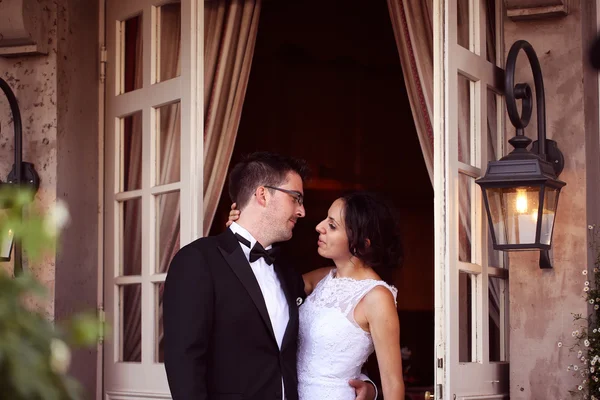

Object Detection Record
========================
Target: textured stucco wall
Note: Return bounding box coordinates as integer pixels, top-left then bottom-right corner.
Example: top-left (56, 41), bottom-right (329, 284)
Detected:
top-left (505, 1), bottom-right (599, 398)
top-left (0, 0), bottom-right (100, 397)
top-left (0, 0), bottom-right (58, 318)
top-left (55, 0), bottom-right (100, 397)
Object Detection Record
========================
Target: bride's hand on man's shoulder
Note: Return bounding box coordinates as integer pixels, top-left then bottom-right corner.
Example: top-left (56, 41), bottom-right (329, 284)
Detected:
top-left (226, 203), bottom-right (240, 227)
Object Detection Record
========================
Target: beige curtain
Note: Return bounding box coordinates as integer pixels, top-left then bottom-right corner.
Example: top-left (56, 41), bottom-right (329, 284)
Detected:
top-left (387, 0), bottom-right (470, 259)
top-left (387, 0), bottom-right (434, 184)
top-left (388, 0), bottom-right (492, 263)
top-left (203, 0), bottom-right (262, 235)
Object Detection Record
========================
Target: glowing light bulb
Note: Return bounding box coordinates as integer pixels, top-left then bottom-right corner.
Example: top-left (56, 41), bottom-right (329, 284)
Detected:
top-left (516, 189), bottom-right (528, 214)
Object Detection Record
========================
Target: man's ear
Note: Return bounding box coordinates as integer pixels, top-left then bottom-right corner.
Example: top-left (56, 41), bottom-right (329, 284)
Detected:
top-left (255, 186), bottom-right (268, 207)
top-left (364, 238), bottom-right (371, 249)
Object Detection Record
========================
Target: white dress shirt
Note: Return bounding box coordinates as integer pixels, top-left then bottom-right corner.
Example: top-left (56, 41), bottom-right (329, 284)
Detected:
top-left (229, 222), bottom-right (289, 399)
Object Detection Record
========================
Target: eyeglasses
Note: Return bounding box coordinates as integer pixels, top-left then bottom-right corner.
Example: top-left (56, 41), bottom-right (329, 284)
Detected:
top-left (264, 186), bottom-right (304, 206)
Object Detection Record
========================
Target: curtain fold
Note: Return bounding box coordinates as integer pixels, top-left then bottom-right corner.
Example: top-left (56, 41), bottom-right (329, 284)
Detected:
top-left (388, 0), bottom-right (484, 263)
top-left (387, 0), bottom-right (434, 184)
top-left (203, 0), bottom-right (262, 235)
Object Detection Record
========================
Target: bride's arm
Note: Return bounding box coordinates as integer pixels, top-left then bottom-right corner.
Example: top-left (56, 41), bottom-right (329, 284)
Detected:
top-left (363, 287), bottom-right (405, 400)
top-left (302, 267), bottom-right (334, 295)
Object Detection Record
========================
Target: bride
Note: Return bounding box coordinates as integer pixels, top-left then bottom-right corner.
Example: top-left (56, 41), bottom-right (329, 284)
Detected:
top-left (230, 192), bottom-right (405, 400)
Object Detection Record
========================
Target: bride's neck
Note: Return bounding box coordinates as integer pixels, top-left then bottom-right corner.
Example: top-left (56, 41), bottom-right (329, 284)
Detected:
top-left (334, 258), bottom-right (369, 278)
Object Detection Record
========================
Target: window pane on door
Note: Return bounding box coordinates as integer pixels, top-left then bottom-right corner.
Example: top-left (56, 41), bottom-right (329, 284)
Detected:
top-left (120, 198), bottom-right (142, 276)
top-left (155, 282), bottom-right (165, 362)
top-left (458, 74), bottom-right (473, 165)
top-left (156, 102), bottom-right (181, 185)
top-left (156, 2), bottom-right (181, 83)
top-left (485, 0), bottom-right (497, 64)
top-left (459, 173), bottom-right (473, 263)
top-left (155, 191), bottom-right (180, 274)
top-left (120, 284), bottom-right (142, 362)
top-left (121, 15), bottom-right (143, 93)
top-left (121, 111), bottom-right (143, 191)
top-left (487, 90), bottom-right (502, 268)
top-left (457, 0), bottom-right (470, 50)
top-left (459, 271), bottom-right (477, 362)
top-left (489, 276), bottom-right (505, 362)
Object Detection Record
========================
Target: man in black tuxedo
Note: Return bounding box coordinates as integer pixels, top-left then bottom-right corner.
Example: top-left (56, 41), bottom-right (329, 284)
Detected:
top-left (163, 152), bottom-right (375, 400)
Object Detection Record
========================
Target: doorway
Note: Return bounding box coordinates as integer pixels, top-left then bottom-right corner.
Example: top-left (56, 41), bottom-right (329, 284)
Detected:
top-left (209, 0), bottom-right (435, 397)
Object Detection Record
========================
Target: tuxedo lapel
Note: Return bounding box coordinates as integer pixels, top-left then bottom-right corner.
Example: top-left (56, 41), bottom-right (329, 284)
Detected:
top-left (274, 261), bottom-right (299, 351)
top-left (217, 230), bottom-right (277, 345)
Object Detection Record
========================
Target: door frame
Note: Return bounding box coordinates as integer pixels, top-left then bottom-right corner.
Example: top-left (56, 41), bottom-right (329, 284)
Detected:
top-left (433, 0), bottom-right (509, 398)
top-left (98, 0), bottom-right (204, 398)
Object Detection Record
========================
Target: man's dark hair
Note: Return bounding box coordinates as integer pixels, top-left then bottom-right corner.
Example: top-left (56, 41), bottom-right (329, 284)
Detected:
top-left (341, 192), bottom-right (404, 270)
top-left (228, 152), bottom-right (310, 209)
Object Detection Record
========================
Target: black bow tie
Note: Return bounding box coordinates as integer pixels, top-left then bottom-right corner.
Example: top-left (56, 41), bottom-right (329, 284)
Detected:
top-left (235, 233), bottom-right (279, 265)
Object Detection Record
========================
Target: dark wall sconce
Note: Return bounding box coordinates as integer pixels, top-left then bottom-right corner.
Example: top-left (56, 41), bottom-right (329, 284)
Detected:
top-left (475, 40), bottom-right (566, 269)
top-left (0, 77), bottom-right (41, 273)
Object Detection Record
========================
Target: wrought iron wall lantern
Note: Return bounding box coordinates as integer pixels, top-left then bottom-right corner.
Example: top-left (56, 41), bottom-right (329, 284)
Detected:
top-left (0, 77), bottom-right (41, 273)
top-left (475, 40), bottom-right (566, 269)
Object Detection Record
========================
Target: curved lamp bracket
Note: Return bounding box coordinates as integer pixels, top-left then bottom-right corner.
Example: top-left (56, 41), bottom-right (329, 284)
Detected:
top-left (504, 40), bottom-right (565, 177)
top-left (0, 78), bottom-right (40, 195)
top-left (0, 77), bottom-right (40, 273)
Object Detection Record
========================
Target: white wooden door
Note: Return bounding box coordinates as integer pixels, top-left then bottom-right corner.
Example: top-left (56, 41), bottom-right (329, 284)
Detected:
top-left (433, 0), bottom-right (509, 398)
top-left (103, 0), bottom-right (202, 398)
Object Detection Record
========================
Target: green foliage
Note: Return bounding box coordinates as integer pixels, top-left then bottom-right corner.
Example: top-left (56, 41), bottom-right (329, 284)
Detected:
top-left (0, 187), bottom-right (103, 400)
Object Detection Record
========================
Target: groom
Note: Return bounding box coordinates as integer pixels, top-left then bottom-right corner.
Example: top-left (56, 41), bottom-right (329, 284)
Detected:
top-left (163, 152), bottom-right (376, 400)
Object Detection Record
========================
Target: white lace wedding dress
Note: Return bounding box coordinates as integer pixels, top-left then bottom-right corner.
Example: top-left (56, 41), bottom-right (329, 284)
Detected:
top-left (297, 269), bottom-right (397, 400)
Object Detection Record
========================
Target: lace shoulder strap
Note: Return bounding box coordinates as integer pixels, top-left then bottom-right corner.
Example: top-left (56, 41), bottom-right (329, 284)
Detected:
top-left (346, 281), bottom-right (398, 327)
top-left (312, 268), bottom-right (334, 294)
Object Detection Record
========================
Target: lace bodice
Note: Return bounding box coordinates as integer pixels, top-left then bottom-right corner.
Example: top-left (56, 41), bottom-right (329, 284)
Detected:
top-left (297, 269), bottom-right (397, 400)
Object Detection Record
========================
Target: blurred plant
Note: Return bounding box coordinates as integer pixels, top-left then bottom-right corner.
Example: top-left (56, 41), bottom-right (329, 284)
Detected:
top-left (0, 187), bottom-right (104, 400)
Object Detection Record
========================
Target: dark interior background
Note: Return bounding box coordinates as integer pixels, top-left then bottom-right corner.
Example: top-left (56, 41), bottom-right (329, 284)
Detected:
top-left (209, 0), bottom-right (435, 392)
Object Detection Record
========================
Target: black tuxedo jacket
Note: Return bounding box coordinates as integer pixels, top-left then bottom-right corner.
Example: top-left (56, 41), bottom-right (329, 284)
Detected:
top-left (163, 229), bottom-right (306, 400)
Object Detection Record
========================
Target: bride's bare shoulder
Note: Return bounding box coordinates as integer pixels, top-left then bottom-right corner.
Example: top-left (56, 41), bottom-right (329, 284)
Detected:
top-left (302, 267), bottom-right (334, 296)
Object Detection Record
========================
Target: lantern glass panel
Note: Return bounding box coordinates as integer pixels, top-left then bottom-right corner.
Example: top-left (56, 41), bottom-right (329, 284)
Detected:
top-left (486, 186), bottom-right (541, 246)
top-left (539, 186), bottom-right (559, 245)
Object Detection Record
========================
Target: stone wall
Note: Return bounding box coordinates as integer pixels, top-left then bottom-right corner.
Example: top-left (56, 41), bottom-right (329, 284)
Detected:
top-left (504, 1), bottom-right (600, 398)
top-left (0, 0), bottom-right (100, 396)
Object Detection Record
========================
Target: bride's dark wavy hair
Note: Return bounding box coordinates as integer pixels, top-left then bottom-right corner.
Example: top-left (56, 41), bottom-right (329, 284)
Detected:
top-left (340, 192), bottom-right (404, 270)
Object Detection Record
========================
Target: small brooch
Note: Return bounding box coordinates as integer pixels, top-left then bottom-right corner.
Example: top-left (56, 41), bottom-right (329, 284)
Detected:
top-left (296, 297), bottom-right (303, 306)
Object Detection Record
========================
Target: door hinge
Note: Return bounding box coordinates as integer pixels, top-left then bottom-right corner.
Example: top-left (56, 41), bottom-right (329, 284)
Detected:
top-left (437, 358), bottom-right (443, 368)
top-left (98, 304), bottom-right (105, 344)
top-left (100, 45), bottom-right (107, 83)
